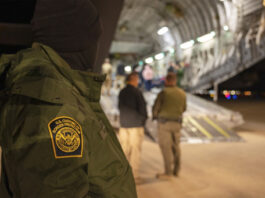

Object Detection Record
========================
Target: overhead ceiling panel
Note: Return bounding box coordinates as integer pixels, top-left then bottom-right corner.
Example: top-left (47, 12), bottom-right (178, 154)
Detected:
top-left (112, 0), bottom-right (263, 57)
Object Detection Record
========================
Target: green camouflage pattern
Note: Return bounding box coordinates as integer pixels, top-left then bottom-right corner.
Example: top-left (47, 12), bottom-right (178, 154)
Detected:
top-left (0, 43), bottom-right (137, 198)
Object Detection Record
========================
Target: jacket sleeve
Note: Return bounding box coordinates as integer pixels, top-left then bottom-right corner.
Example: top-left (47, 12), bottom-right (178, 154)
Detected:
top-left (1, 96), bottom-right (91, 198)
top-left (152, 91), bottom-right (163, 120)
top-left (137, 91), bottom-right (148, 121)
top-left (183, 92), bottom-right (187, 112)
top-left (118, 91), bottom-right (122, 110)
top-left (86, 107), bottom-right (137, 198)
top-left (1, 94), bottom-right (137, 198)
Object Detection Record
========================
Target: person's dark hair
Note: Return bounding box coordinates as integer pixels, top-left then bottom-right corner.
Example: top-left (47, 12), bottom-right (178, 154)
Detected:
top-left (166, 72), bottom-right (177, 83)
top-left (126, 72), bottom-right (138, 82)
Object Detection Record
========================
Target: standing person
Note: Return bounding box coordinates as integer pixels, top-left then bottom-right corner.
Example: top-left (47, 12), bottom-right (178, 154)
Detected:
top-left (115, 63), bottom-right (126, 90)
top-left (0, 0), bottom-right (137, 197)
top-left (118, 72), bottom-right (148, 183)
top-left (167, 61), bottom-right (177, 74)
top-left (142, 65), bottom-right (153, 91)
top-left (152, 73), bottom-right (186, 179)
top-left (101, 58), bottom-right (113, 95)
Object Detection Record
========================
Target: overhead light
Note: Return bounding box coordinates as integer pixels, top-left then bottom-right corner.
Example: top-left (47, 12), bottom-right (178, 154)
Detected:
top-left (138, 60), bottom-right (144, 66)
top-left (263, 0), bottom-right (265, 6)
top-left (197, 31), bottom-right (216, 43)
top-left (157, 26), bottom-right (169, 35)
top-left (155, 53), bottom-right (165, 60)
top-left (180, 40), bottom-right (195, 49)
top-left (145, 57), bottom-right (154, 64)
top-left (168, 47), bottom-right (175, 54)
top-left (231, 90), bottom-right (236, 95)
top-left (124, 65), bottom-right (132, 73)
top-left (223, 25), bottom-right (229, 31)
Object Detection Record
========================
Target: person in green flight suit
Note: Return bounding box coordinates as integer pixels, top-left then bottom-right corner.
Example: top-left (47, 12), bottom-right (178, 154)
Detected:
top-left (0, 0), bottom-right (137, 197)
top-left (152, 73), bottom-right (186, 179)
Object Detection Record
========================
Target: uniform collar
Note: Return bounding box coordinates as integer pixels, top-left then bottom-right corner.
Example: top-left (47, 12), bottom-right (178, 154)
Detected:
top-left (33, 42), bottom-right (106, 102)
top-left (127, 84), bottom-right (138, 89)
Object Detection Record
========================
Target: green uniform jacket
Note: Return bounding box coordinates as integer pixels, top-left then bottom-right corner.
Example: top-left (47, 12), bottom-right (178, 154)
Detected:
top-left (0, 43), bottom-right (137, 198)
top-left (152, 86), bottom-right (186, 120)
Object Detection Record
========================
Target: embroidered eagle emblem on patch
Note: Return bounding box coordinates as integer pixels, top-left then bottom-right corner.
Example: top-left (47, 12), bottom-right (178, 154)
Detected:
top-left (48, 116), bottom-right (83, 159)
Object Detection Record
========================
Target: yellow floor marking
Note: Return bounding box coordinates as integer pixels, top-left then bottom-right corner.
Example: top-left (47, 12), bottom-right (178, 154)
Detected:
top-left (203, 116), bottom-right (230, 138)
top-left (187, 117), bottom-right (213, 139)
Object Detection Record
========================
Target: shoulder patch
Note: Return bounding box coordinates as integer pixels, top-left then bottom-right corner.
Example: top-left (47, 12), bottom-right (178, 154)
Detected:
top-left (48, 116), bottom-right (83, 159)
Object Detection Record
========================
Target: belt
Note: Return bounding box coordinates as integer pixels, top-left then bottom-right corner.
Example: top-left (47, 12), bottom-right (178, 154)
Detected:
top-left (158, 117), bottom-right (182, 123)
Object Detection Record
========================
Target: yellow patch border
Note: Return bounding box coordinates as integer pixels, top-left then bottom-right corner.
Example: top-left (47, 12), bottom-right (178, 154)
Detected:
top-left (48, 116), bottom-right (83, 159)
